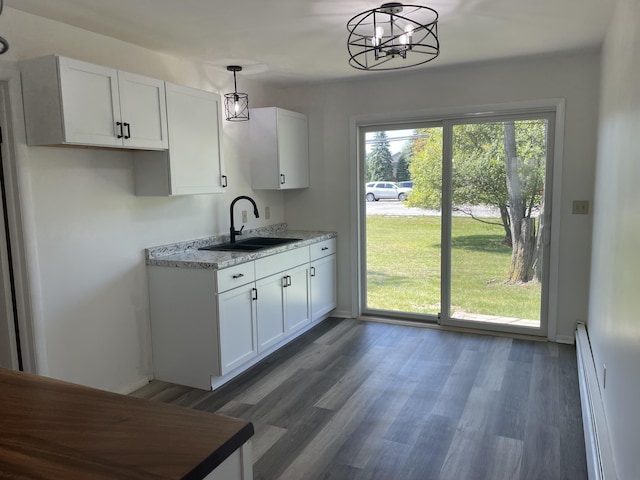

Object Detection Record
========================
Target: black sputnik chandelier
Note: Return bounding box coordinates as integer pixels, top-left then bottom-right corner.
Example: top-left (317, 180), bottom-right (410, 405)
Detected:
top-left (347, 2), bottom-right (439, 71)
top-left (0, 0), bottom-right (9, 55)
top-left (224, 66), bottom-right (249, 121)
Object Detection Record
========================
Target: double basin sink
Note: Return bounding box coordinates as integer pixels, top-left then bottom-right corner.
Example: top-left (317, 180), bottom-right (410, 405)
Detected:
top-left (199, 237), bottom-right (302, 252)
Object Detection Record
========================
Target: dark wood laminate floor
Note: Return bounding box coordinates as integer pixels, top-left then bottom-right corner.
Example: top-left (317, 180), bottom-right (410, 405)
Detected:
top-left (132, 318), bottom-right (587, 480)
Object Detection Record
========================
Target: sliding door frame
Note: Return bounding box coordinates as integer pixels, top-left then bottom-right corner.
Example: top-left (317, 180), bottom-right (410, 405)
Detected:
top-left (350, 99), bottom-right (565, 341)
top-left (358, 120), bottom-right (443, 324)
top-left (440, 112), bottom-right (556, 337)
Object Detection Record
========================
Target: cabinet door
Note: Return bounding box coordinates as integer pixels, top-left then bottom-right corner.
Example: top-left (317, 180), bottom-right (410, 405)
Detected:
top-left (310, 254), bottom-right (337, 321)
top-left (217, 284), bottom-right (257, 375)
top-left (118, 72), bottom-right (168, 150)
top-left (166, 83), bottom-right (225, 195)
top-left (58, 57), bottom-right (122, 147)
top-left (284, 263), bottom-right (311, 335)
top-left (277, 109), bottom-right (309, 189)
top-left (255, 274), bottom-right (286, 352)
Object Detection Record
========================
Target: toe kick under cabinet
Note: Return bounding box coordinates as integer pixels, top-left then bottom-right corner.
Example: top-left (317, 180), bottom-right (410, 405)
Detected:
top-left (148, 239), bottom-right (336, 390)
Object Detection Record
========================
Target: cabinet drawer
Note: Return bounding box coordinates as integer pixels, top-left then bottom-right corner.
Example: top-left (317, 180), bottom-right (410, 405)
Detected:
top-left (215, 262), bottom-right (256, 293)
top-left (255, 246), bottom-right (310, 279)
top-left (310, 238), bottom-right (336, 261)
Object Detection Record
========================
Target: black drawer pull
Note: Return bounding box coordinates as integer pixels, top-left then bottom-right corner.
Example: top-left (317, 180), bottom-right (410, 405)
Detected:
top-left (232, 273), bottom-right (244, 279)
top-left (321, 247), bottom-right (329, 251)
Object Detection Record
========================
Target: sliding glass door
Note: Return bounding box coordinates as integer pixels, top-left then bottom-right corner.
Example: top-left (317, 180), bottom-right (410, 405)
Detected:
top-left (361, 112), bottom-right (554, 336)
top-left (363, 125), bottom-right (442, 319)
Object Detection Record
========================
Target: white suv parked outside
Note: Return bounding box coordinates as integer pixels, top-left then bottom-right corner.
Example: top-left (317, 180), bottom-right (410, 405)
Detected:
top-left (365, 181), bottom-right (412, 201)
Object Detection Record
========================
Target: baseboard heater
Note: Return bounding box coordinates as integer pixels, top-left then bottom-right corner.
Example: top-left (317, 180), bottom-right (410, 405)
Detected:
top-left (575, 322), bottom-right (617, 480)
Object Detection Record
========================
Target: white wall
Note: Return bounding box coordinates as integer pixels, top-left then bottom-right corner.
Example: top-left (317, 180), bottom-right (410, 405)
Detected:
top-left (0, 8), bottom-right (282, 392)
top-left (588, 0), bottom-right (640, 477)
top-left (275, 51), bottom-right (600, 341)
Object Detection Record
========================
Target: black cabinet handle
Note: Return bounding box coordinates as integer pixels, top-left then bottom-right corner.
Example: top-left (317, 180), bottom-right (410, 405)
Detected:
top-left (222, 175), bottom-right (228, 188)
top-left (321, 247), bottom-right (329, 251)
top-left (232, 273), bottom-right (244, 279)
top-left (280, 174), bottom-right (286, 185)
top-left (282, 276), bottom-right (288, 288)
top-left (116, 122), bottom-right (123, 139)
top-left (287, 275), bottom-right (292, 287)
top-left (252, 288), bottom-right (258, 301)
top-left (124, 123), bottom-right (131, 139)
top-left (310, 266), bottom-right (316, 277)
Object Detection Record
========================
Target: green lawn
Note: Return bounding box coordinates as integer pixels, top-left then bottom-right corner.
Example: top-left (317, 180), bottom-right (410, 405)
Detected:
top-left (366, 215), bottom-right (541, 320)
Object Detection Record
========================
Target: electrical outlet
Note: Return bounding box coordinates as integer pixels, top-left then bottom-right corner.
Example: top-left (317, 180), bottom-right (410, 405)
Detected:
top-left (603, 364), bottom-right (607, 389)
top-left (265, 206), bottom-right (270, 220)
top-left (242, 210), bottom-right (247, 223)
top-left (572, 200), bottom-right (589, 215)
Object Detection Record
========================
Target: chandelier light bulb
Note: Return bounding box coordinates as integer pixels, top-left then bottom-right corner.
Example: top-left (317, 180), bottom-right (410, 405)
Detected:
top-left (404, 24), bottom-right (414, 37)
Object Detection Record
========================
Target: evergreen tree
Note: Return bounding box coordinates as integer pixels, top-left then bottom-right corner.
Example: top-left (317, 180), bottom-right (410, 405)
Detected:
top-left (395, 152), bottom-right (411, 181)
top-left (366, 131), bottom-right (394, 182)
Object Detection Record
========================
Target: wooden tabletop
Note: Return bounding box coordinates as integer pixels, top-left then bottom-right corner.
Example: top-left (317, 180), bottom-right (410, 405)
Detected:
top-left (0, 369), bottom-right (253, 479)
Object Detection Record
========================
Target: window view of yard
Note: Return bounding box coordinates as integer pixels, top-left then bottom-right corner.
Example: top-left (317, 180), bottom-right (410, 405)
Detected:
top-left (366, 214), bottom-right (541, 320)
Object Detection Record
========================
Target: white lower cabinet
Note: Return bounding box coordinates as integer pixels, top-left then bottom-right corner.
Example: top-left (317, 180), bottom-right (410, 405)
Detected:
top-left (148, 238), bottom-right (336, 390)
top-left (255, 274), bottom-right (286, 352)
top-left (255, 253), bottom-right (310, 349)
top-left (284, 263), bottom-right (311, 335)
top-left (217, 283), bottom-right (258, 375)
top-left (256, 263), bottom-right (311, 351)
top-left (310, 238), bottom-right (337, 321)
top-left (310, 254), bottom-right (337, 321)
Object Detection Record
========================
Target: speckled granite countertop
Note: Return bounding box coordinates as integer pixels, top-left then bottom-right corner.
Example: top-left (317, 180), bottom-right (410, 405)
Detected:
top-left (146, 223), bottom-right (336, 270)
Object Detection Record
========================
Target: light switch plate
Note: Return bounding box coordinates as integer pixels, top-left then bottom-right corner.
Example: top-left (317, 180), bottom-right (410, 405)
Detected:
top-left (572, 200), bottom-right (589, 215)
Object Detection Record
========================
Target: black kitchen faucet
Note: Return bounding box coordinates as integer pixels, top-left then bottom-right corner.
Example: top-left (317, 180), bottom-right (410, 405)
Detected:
top-left (229, 195), bottom-right (260, 243)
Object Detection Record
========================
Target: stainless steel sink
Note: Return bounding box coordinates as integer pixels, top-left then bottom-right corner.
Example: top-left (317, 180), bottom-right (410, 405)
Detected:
top-left (199, 237), bottom-right (302, 252)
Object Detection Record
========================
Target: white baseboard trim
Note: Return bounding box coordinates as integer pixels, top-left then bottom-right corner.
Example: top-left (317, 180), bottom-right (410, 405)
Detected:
top-left (556, 334), bottom-right (575, 345)
top-left (115, 376), bottom-right (152, 395)
top-left (575, 323), bottom-right (617, 480)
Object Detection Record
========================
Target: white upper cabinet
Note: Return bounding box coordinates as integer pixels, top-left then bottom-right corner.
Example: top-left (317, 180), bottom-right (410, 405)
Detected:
top-left (117, 71), bottom-right (168, 149)
top-left (250, 107), bottom-right (309, 190)
top-left (20, 55), bottom-right (168, 150)
top-left (133, 83), bottom-right (226, 196)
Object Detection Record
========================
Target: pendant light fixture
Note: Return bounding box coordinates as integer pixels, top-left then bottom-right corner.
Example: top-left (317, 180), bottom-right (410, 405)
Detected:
top-left (224, 66), bottom-right (249, 121)
top-left (347, 2), bottom-right (439, 71)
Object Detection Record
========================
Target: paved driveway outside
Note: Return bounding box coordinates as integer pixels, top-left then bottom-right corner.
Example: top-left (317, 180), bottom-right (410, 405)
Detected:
top-left (366, 200), bottom-right (500, 217)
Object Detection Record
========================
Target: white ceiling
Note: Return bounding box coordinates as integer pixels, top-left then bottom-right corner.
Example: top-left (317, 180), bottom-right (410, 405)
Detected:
top-left (5, 0), bottom-right (615, 87)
